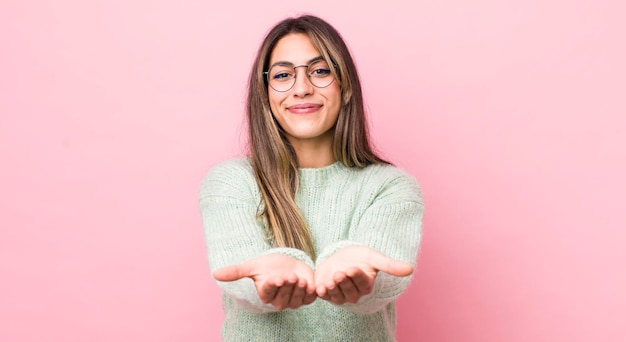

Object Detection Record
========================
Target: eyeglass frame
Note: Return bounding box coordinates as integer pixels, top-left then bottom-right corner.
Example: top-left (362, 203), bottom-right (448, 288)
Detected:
top-left (263, 57), bottom-right (337, 92)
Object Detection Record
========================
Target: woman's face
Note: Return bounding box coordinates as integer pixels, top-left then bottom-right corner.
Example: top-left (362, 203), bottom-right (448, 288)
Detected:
top-left (267, 33), bottom-right (341, 149)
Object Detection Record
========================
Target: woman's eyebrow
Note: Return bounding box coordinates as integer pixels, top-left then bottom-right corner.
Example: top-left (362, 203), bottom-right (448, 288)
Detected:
top-left (268, 56), bottom-right (324, 69)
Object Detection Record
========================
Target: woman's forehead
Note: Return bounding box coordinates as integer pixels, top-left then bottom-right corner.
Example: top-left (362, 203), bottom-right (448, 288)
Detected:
top-left (269, 33), bottom-right (322, 65)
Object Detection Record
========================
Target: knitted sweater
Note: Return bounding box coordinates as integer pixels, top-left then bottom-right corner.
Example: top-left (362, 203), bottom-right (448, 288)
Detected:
top-left (199, 158), bottom-right (424, 342)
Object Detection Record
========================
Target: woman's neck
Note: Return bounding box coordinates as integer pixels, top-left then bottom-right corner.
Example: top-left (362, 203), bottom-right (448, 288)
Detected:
top-left (289, 138), bottom-right (335, 168)
top-left (297, 150), bottom-right (335, 168)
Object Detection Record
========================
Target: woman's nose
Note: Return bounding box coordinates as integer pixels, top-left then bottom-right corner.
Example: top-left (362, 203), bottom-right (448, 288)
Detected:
top-left (291, 67), bottom-right (314, 97)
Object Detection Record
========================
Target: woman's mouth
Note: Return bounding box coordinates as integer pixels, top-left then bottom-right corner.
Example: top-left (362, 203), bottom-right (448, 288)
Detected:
top-left (287, 103), bottom-right (322, 114)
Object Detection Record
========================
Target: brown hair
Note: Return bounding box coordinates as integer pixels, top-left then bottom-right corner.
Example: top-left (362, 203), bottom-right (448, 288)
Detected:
top-left (246, 15), bottom-right (389, 258)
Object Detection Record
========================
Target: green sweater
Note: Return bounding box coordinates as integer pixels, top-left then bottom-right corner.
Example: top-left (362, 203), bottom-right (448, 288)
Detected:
top-left (199, 158), bottom-right (424, 341)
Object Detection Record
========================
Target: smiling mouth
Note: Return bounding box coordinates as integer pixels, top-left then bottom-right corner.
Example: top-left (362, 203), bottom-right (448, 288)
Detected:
top-left (287, 104), bottom-right (322, 114)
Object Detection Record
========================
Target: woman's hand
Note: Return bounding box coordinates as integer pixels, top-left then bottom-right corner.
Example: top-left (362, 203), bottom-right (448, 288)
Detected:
top-left (213, 254), bottom-right (317, 311)
top-left (314, 245), bottom-right (413, 305)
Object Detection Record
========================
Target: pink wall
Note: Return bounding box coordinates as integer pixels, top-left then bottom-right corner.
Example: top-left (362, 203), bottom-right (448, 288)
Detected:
top-left (1, 1), bottom-right (624, 341)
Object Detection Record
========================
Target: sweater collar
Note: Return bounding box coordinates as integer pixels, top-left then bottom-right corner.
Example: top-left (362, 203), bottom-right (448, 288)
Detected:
top-left (298, 161), bottom-right (347, 187)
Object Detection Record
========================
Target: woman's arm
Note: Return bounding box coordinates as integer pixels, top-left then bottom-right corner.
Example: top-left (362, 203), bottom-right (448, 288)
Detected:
top-left (315, 171), bottom-right (424, 314)
top-left (199, 159), bottom-right (316, 313)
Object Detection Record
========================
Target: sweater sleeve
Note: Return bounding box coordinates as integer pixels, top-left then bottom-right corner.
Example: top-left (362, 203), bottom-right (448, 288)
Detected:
top-left (199, 159), bottom-right (315, 314)
top-left (316, 169), bottom-right (424, 314)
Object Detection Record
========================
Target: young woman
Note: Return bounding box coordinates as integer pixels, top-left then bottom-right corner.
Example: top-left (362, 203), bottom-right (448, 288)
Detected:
top-left (199, 14), bottom-right (424, 341)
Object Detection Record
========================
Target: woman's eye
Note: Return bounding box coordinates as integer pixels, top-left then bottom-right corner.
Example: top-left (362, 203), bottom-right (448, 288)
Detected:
top-left (273, 72), bottom-right (292, 80)
top-left (311, 68), bottom-right (331, 77)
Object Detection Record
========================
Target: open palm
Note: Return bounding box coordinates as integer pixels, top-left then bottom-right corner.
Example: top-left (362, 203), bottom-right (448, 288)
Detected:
top-left (314, 245), bottom-right (413, 305)
top-left (213, 254), bottom-right (317, 310)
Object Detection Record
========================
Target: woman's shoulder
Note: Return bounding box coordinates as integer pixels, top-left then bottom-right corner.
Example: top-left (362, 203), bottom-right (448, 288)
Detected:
top-left (199, 157), bottom-right (256, 196)
top-left (356, 163), bottom-right (423, 203)
top-left (359, 162), bottom-right (419, 186)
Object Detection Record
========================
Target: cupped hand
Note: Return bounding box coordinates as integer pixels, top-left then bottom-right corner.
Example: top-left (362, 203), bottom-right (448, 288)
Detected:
top-left (213, 254), bottom-right (317, 310)
top-left (314, 245), bottom-right (413, 305)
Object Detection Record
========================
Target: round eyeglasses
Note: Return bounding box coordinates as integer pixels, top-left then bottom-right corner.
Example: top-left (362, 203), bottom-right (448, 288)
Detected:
top-left (264, 58), bottom-right (335, 92)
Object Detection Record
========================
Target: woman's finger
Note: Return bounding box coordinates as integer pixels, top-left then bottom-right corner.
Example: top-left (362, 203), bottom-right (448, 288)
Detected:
top-left (335, 271), bottom-right (360, 304)
top-left (326, 272), bottom-right (347, 305)
top-left (346, 267), bottom-right (375, 295)
top-left (271, 277), bottom-right (297, 310)
top-left (303, 290), bottom-right (318, 305)
top-left (257, 278), bottom-right (280, 303)
top-left (213, 263), bottom-right (252, 282)
top-left (287, 278), bottom-right (308, 309)
top-left (366, 250), bottom-right (414, 277)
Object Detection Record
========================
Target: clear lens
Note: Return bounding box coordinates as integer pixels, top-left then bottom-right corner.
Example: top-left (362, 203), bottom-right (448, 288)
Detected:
top-left (307, 60), bottom-right (333, 88)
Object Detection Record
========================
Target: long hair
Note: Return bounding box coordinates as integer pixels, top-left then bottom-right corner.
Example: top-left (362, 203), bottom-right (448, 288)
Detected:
top-left (246, 15), bottom-right (389, 258)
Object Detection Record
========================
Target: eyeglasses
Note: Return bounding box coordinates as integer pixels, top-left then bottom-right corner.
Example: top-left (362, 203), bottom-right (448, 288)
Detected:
top-left (264, 58), bottom-right (335, 92)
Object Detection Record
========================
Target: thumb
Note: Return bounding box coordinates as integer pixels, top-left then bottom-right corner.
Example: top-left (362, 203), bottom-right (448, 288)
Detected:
top-left (213, 262), bottom-right (253, 282)
top-left (367, 251), bottom-right (414, 277)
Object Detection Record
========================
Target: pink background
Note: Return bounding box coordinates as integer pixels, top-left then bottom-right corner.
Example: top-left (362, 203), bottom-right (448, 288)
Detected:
top-left (1, 1), bottom-right (625, 341)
